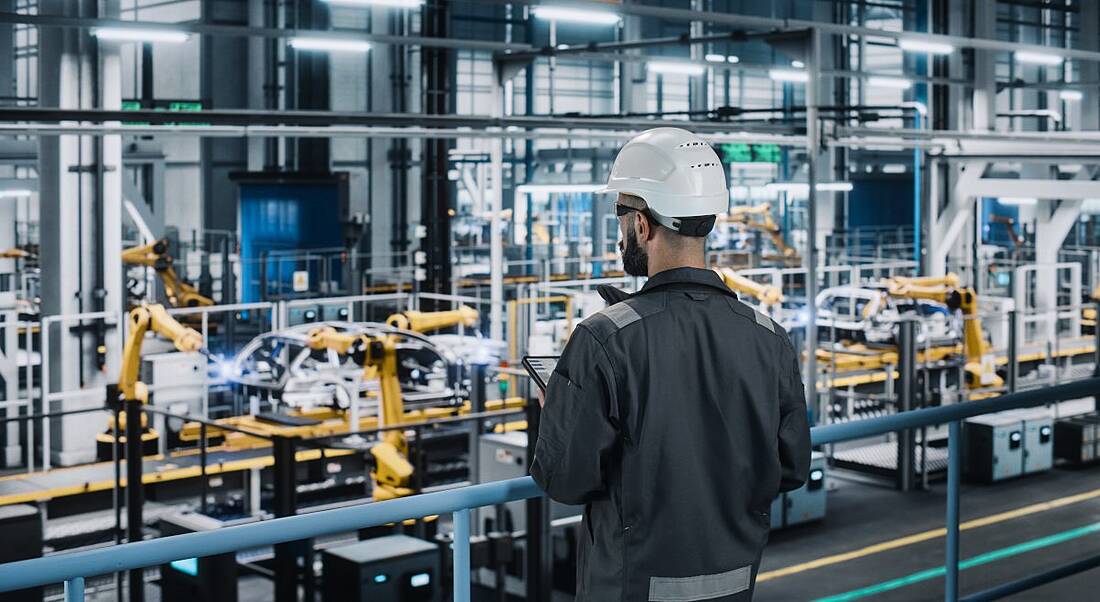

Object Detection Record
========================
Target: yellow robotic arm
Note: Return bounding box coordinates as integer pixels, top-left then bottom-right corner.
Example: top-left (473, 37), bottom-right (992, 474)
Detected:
top-left (99, 303), bottom-right (205, 460)
top-left (306, 327), bottom-right (414, 501)
top-left (884, 273), bottom-right (1001, 389)
top-left (122, 239), bottom-right (214, 308)
top-left (118, 303), bottom-right (204, 403)
top-left (714, 267), bottom-right (784, 308)
top-left (722, 204), bottom-right (800, 263)
top-left (0, 248), bottom-right (32, 259)
top-left (385, 305), bottom-right (478, 333)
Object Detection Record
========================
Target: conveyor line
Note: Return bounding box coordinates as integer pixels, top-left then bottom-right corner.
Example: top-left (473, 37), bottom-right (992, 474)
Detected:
top-left (0, 446), bottom-right (354, 506)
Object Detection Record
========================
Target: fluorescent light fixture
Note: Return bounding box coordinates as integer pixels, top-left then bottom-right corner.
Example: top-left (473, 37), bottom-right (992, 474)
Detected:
top-left (897, 39), bottom-right (954, 55)
top-left (1060, 90), bottom-right (1084, 101)
top-left (882, 164), bottom-right (907, 174)
top-left (516, 184), bottom-right (605, 194)
top-left (999, 197), bottom-right (1038, 206)
top-left (92, 28), bottom-right (190, 43)
top-left (0, 189), bottom-right (33, 198)
top-left (288, 37), bottom-right (372, 53)
top-left (727, 55), bottom-right (740, 64)
top-left (1014, 50), bottom-right (1064, 66)
top-left (765, 182), bottom-right (853, 194)
top-left (867, 76), bottom-right (912, 90)
top-left (769, 69), bottom-right (808, 83)
top-left (705, 53), bottom-right (727, 63)
top-left (648, 61), bottom-right (706, 76)
top-left (531, 6), bottom-right (621, 25)
top-left (321, 0), bottom-right (424, 7)
top-left (791, 60), bottom-right (805, 69)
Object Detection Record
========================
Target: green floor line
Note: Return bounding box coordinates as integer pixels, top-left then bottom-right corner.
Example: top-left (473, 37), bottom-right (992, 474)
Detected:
top-left (812, 521), bottom-right (1100, 602)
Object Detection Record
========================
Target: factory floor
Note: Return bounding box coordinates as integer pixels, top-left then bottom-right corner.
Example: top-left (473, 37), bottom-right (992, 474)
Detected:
top-left (756, 463), bottom-right (1100, 601)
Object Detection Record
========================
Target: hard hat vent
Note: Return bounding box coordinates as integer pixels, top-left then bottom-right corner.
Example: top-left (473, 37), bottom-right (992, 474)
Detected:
top-left (689, 162), bottom-right (719, 169)
top-left (677, 141), bottom-right (709, 149)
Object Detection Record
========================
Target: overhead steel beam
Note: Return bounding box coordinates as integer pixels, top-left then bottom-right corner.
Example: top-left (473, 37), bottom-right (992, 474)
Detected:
top-left (0, 106), bottom-right (801, 135)
top-left (496, 30), bottom-right (755, 63)
top-left (7, 5), bottom-right (1100, 65)
top-left (837, 125), bottom-right (1100, 145)
top-left (0, 122), bottom-right (808, 145)
top-left (495, 0), bottom-right (1100, 63)
top-left (962, 178), bottom-right (1100, 199)
top-left (0, 11), bottom-right (530, 53)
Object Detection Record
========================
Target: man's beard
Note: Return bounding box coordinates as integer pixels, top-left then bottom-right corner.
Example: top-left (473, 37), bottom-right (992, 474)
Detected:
top-left (620, 227), bottom-right (649, 277)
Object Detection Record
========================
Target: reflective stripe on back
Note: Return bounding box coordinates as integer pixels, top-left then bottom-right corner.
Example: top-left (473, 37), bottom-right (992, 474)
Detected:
top-left (648, 565), bottom-right (752, 601)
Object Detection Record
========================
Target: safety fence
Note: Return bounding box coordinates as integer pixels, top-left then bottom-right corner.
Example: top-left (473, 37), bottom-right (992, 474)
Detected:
top-left (4, 291), bottom-right (514, 473)
top-left (0, 377), bottom-right (1096, 602)
top-left (6, 272), bottom-right (1098, 473)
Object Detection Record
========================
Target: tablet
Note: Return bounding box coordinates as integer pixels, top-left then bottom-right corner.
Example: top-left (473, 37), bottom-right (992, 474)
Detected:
top-left (522, 356), bottom-right (560, 392)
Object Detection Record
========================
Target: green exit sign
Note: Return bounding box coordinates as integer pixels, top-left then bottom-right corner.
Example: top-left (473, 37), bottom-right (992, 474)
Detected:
top-left (720, 143), bottom-right (782, 164)
top-left (120, 100), bottom-right (206, 126)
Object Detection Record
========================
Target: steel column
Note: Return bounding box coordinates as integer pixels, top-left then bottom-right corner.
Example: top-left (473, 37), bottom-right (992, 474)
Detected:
top-left (1095, 300), bottom-right (1100, 412)
top-left (124, 399), bottom-right (144, 602)
top-left (272, 435), bottom-right (299, 602)
top-left (421, 0), bottom-right (454, 306)
top-left (453, 508), bottom-right (470, 602)
top-left (525, 396), bottom-right (551, 602)
top-left (897, 320), bottom-right (916, 492)
top-left (199, 422), bottom-right (208, 515)
top-left (805, 28), bottom-right (821, 418)
top-left (945, 420), bottom-right (961, 602)
top-left (1008, 310), bottom-right (1018, 394)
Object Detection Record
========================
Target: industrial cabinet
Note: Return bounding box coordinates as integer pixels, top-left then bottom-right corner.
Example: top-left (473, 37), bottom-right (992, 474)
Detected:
top-left (159, 512), bottom-right (261, 602)
top-left (771, 451), bottom-right (826, 529)
top-left (1006, 409), bottom-right (1054, 474)
top-left (965, 409), bottom-right (1053, 483)
top-left (321, 535), bottom-right (440, 602)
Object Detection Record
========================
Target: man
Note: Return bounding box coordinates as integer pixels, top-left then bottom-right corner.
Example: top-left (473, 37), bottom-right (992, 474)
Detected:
top-left (530, 127), bottom-right (811, 601)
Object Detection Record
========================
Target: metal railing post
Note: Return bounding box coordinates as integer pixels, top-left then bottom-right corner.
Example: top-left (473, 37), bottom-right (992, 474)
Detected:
top-left (64, 576), bottom-right (84, 602)
top-left (1094, 300), bottom-right (1099, 412)
top-left (525, 396), bottom-right (552, 602)
top-left (200, 422), bottom-right (208, 516)
top-left (124, 398), bottom-right (145, 602)
top-left (898, 320), bottom-right (916, 492)
top-left (945, 420), bottom-right (961, 602)
top-left (1007, 310), bottom-right (1018, 394)
top-left (453, 508), bottom-right (471, 602)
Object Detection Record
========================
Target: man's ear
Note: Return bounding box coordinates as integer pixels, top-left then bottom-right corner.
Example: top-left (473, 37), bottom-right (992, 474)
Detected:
top-left (636, 211), bottom-right (654, 242)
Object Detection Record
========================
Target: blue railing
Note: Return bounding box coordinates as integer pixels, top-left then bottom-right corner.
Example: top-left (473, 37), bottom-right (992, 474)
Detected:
top-left (0, 377), bottom-right (1097, 602)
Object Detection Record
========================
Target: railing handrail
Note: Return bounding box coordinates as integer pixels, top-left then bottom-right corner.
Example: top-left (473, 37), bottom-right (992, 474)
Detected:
top-left (0, 477), bottom-right (542, 591)
top-left (812, 377), bottom-right (1099, 446)
top-left (0, 377), bottom-right (1097, 593)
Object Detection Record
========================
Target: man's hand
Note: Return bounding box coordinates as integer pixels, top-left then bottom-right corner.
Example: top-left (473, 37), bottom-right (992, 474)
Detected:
top-left (537, 388), bottom-right (546, 408)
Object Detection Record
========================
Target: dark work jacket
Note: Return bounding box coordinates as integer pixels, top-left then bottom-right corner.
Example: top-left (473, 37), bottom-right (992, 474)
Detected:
top-left (530, 267), bottom-right (811, 602)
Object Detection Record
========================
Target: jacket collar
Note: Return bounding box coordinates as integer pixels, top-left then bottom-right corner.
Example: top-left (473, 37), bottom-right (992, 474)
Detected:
top-left (637, 267), bottom-right (733, 296)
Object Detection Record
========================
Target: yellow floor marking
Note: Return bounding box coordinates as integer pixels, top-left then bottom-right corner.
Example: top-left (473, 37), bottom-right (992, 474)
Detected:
top-left (757, 485), bottom-right (1100, 582)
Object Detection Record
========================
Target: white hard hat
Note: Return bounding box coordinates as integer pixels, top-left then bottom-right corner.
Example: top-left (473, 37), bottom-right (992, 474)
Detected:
top-left (600, 127), bottom-right (728, 236)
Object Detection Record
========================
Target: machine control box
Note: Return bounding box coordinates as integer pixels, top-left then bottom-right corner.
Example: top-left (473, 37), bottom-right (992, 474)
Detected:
top-left (322, 535), bottom-right (440, 602)
top-left (770, 451), bottom-right (826, 529)
top-left (159, 512), bottom-right (262, 602)
top-left (1004, 409), bottom-right (1054, 474)
top-left (965, 409), bottom-right (1054, 483)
